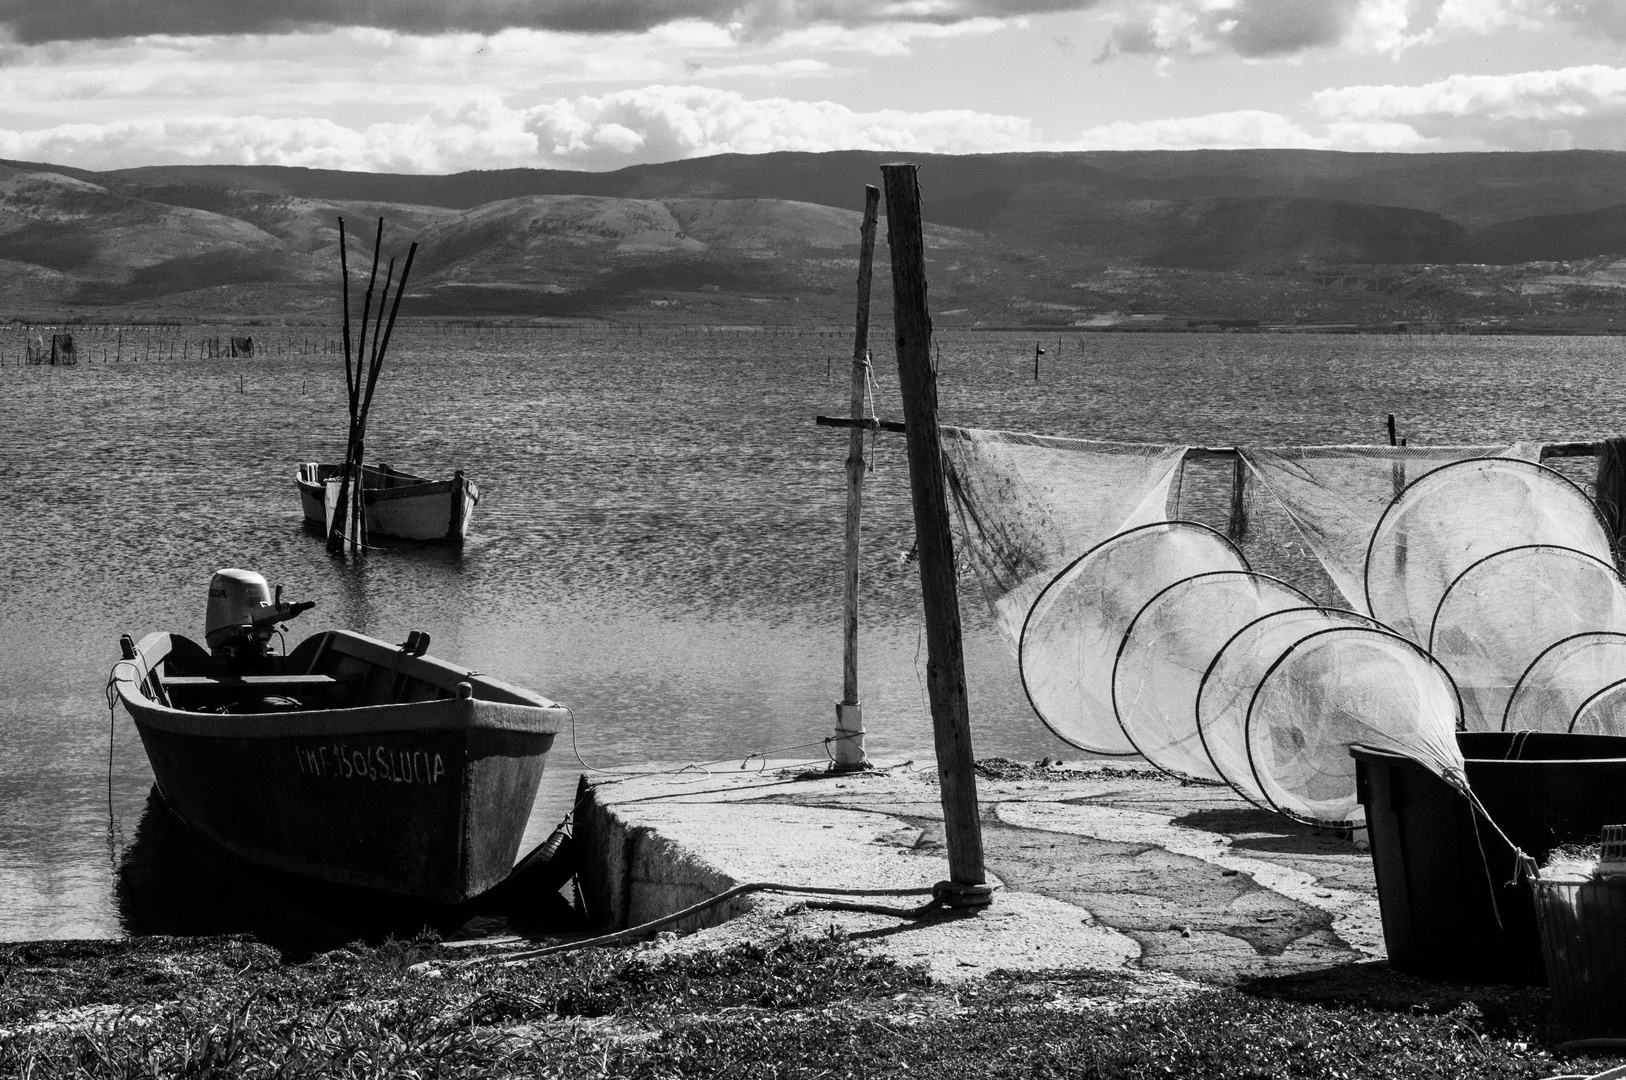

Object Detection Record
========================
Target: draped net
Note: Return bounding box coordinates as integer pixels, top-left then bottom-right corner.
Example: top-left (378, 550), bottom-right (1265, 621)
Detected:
top-left (1504, 632), bottom-right (1626, 734)
top-left (940, 427), bottom-right (1187, 646)
top-left (1113, 570), bottom-right (1312, 782)
top-left (1019, 522), bottom-right (1244, 755)
top-left (1235, 443), bottom-right (1540, 612)
top-left (1428, 546), bottom-right (1626, 730)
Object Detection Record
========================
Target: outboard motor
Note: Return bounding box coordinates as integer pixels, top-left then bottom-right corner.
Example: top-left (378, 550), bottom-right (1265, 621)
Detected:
top-left (205, 568), bottom-right (315, 675)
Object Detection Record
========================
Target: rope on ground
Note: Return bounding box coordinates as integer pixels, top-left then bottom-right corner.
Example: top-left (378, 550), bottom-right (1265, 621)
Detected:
top-left (450, 880), bottom-right (996, 969)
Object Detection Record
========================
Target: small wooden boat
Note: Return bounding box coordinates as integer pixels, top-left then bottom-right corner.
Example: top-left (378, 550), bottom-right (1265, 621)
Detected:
top-left (296, 462), bottom-right (478, 543)
top-left (112, 571), bottom-right (563, 904)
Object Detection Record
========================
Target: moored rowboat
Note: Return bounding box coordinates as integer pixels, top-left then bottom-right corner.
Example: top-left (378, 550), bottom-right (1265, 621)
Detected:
top-left (296, 461), bottom-right (478, 543)
top-left (112, 612), bottom-right (563, 904)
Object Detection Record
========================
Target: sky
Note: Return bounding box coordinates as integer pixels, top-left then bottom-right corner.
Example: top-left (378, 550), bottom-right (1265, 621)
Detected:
top-left (1, 0), bottom-right (1624, 173)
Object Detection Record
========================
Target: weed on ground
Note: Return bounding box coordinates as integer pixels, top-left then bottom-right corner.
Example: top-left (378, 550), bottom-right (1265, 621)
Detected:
top-left (0, 933), bottom-right (1617, 1078)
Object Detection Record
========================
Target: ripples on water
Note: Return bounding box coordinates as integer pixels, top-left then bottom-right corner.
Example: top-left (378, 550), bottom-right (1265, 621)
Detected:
top-left (0, 326), bottom-right (1616, 941)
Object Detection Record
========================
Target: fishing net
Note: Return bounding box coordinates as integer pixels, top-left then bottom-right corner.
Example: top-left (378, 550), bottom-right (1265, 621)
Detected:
top-left (1245, 626), bottom-right (1465, 824)
top-left (1365, 458), bottom-right (1611, 645)
top-left (1504, 632), bottom-right (1626, 733)
top-left (1234, 443), bottom-right (1541, 611)
top-left (940, 427), bottom-right (1188, 646)
top-left (1427, 545), bottom-right (1626, 730)
top-left (1020, 521), bottom-right (1244, 755)
top-left (1112, 570), bottom-right (1313, 782)
top-left (1196, 606), bottom-right (1381, 806)
top-left (1572, 679), bottom-right (1626, 735)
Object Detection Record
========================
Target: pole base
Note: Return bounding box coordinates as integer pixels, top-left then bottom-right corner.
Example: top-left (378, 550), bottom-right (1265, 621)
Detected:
top-left (828, 701), bottom-right (870, 772)
top-left (935, 881), bottom-right (996, 909)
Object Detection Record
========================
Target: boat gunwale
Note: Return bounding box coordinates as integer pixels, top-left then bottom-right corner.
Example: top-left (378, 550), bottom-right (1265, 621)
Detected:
top-left (113, 630), bottom-right (566, 739)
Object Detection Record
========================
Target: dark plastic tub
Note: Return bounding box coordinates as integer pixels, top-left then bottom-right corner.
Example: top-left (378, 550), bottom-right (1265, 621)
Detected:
top-left (1532, 872), bottom-right (1626, 1033)
top-left (1354, 731), bottom-right (1626, 985)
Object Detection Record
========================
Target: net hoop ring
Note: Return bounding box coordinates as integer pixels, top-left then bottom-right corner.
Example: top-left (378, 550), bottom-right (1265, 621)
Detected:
top-left (1362, 456), bottom-right (1606, 620)
top-left (1018, 519), bottom-right (1245, 756)
top-left (1242, 622), bottom-right (1466, 827)
top-left (1500, 630), bottom-right (1626, 732)
top-left (1569, 676), bottom-right (1626, 734)
top-left (1425, 542), bottom-right (1626, 654)
top-left (1194, 605), bottom-right (1382, 810)
top-left (1110, 568), bottom-right (1313, 782)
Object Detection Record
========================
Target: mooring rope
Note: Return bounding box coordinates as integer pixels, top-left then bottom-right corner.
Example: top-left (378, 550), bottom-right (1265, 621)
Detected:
top-left (448, 879), bottom-right (997, 969)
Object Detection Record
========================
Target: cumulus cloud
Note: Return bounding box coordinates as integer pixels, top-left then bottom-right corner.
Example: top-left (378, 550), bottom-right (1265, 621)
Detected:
top-left (1312, 63), bottom-right (1626, 149)
top-left (1095, 0), bottom-right (1626, 62)
top-left (1073, 108), bottom-right (1432, 150)
top-left (0, 86), bottom-right (1062, 172)
top-left (0, 0), bottom-right (1084, 45)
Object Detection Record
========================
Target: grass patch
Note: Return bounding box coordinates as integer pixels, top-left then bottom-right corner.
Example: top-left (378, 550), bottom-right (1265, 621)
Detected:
top-left (2, 931), bottom-right (1617, 1078)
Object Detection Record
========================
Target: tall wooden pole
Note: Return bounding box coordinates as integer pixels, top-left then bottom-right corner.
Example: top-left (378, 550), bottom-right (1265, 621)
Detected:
top-left (833, 185), bottom-right (880, 772)
top-left (881, 162), bottom-right (990, 905)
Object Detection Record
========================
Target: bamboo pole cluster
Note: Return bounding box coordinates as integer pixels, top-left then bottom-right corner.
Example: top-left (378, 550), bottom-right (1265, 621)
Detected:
top-left (328, 217), bottom-right (418, 554)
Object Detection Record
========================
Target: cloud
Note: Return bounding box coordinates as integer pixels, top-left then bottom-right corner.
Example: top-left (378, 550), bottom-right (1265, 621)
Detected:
top-left (1311, 63), bottom-right (1626, 149)
top-left (0, 86), bottom-right (1060, 172)
top-left (0, 0), bottom-right (1084, 45)
top-left (1098, 0), bottom-right (1364, 60)
top-left (1094, 0), bottom-right (1626, 62)
top-left (1072, 109), bottom-right (1432, 150)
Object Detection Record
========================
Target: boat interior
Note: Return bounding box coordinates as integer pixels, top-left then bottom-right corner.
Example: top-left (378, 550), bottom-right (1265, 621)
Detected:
top-left (300, 462), bottom-right (428, 490)
top-left (120, 629), bottom-right (552, 715)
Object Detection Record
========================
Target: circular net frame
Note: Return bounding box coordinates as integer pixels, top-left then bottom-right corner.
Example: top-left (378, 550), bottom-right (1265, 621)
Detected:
top-left (1503, 631), bottom-right (1626, 733)
top-left (1573, 678), bottom-right (1626, 735)
top-left (1428, 544), bottom-right (1626, 731)
top-left (1245, 626), bottom-right (1464, 825)
top-left (1112, 570), bottom-right (1312, 782)
top-left (1364, 458), bottom-right (1610, 645)
top-left (1197, 606), bottom-right (1379, 806)
top-left (1021, 521), bottom-right (1244, 755)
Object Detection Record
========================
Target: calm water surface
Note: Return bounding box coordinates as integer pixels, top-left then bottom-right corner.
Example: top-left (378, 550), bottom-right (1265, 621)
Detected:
top-left (2, 326), bottom-right (1619, 941)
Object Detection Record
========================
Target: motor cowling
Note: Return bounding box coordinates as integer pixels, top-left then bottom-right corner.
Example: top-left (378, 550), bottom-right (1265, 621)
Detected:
top-left (204, 569), bottom-right (316, 671)
top-left (205, 569), bottom-right (274, 653)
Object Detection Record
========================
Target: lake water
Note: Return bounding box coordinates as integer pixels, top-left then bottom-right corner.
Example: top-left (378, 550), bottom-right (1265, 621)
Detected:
top-left (2, 325), bottom-right (1620, 942)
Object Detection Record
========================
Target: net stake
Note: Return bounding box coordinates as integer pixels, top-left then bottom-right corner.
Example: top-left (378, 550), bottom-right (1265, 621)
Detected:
top-left (881, 162), bottom-right (988, 901)
top-left (833, 184), bottom-right (880, 773)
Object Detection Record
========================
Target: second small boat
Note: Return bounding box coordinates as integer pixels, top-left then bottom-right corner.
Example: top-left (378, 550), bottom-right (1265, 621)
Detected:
top-left (297, 462), bottom-right (479, 544)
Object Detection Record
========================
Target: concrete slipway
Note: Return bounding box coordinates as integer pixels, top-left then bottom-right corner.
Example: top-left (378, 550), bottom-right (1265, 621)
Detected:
top-left (572, 759), bottom-right (1381, 988)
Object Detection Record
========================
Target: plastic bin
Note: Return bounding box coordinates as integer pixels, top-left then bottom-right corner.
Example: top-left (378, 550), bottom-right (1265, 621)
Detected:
top-left (1354, 732), bottom-right (1626, 985)
top-left (1532, 870), bottom-right (1626, 1034)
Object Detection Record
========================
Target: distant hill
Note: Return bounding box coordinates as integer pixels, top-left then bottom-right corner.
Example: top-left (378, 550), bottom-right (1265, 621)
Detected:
top-left (3, 148), bottom-right (1626, 325)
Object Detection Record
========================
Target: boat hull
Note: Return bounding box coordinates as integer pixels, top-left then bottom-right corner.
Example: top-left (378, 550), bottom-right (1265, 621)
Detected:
top-left (114, 631), bottom-right (562, 904)
top-left (296, 462), bottom-right (478, 543)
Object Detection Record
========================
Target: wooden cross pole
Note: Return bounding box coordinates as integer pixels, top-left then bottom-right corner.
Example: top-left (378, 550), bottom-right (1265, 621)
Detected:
top-left (833, 184), bottom-right (880, 772)
top-left (879, 162), bottom-right (991, 907)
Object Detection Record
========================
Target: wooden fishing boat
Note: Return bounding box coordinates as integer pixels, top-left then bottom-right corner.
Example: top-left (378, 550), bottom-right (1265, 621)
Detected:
top-left (296, 462), bottom-right (479, 543)
top-left (111, 572), bottom-right (563, 904)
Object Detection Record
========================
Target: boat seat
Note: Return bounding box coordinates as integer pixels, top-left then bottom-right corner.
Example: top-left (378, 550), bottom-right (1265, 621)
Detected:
top-left (159, 674), bottom-right (343, 707)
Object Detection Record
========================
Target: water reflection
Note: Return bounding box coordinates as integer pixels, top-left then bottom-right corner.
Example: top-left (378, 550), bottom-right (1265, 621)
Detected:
top-left (115, 789), bottom-right (578, 955)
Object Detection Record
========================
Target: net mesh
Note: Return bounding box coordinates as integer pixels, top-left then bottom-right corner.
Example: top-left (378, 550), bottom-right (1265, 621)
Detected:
top-left (1236, 444), bottom-right (1539, 611)
top-left (1504, 632), bottom-right (1626, 733)
top-left (940, 427), bottom-right (1187, 646)
top-left (1365, 458), bottom-right (1612, 645)
top-left (935, 427), bottom-right (1609, 828)
top-left (1573, 679), bottom-right (1626, 735)
top-left (1427, 545), bottom-right (1626, 731)
top-left (1020, 521), bottom-right (1244, 755)
top-left (1245, 626), bottom-right (1464, 824)
top-left (1196, 607), bottom-right (1380, 807)
top-left (1113, 570), bottom-right (1312, 782)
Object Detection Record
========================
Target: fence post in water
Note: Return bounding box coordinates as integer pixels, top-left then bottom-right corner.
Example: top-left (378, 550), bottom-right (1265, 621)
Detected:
top-left (880, 162), bottom-right (990, 906)
top-left (833, 184), bottom-right (880, 773)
